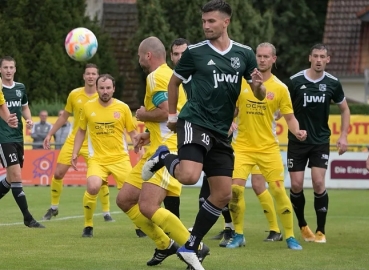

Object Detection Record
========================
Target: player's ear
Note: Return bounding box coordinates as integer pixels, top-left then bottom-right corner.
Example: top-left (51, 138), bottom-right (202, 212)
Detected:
top-left (326, 55), bottom-right (330, 64)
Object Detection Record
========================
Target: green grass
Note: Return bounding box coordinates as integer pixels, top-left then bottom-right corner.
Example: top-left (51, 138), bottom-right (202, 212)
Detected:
top-left (1, 187), bottom-right (368, 270)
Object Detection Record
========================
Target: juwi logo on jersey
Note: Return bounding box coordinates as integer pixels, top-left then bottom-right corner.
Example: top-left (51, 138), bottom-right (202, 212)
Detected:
top-left (303, 93), bottom-right (325, 107)
top-left (6, 99), bottom-right (21, 108)
top-left (213, 71), bottom-right (239, 88)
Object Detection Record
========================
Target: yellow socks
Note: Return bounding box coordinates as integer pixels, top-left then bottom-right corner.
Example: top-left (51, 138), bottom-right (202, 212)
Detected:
top-left (98, 184), bottom-right (110, 213)
top-left (151, 207), bottom-right (189, 245)
top-left (83, 191), bottom-right (98, 227)
top-left (269, 181), bottom-right (294, 239)
top-left (126, 204), bottom-right (171, 250)
top-left (51, 177), bottom-right (63, 207)
top-left (228, 184), bottom-right (245, 235)
top-left (257, 189), bottom-right (280, 233)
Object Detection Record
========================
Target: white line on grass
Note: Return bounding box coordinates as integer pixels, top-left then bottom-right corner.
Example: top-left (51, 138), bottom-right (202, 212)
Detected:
top-left (0, 211), bottom-right (122, 226)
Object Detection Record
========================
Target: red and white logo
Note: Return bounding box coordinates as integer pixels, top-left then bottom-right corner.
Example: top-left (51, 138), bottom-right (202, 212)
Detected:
top-left (266, 92), bottom-right (274, 100)
top-left (113, 112), bottom-right (120, 119)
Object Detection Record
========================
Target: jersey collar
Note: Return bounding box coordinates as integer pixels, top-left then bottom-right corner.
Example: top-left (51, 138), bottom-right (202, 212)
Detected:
top-left (2, 82), bottom-right (15, 88)
top-left (206, 40), bottom-right (233, 55)
top-left (303, 69), bottom-right (326, 83)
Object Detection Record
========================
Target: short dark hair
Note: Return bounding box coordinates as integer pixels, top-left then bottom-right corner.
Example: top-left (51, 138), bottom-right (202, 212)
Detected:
top-left (170, 38), bottom-right (191, 53)
top-left (96, 74), bottom-right (115, 87)
top-left (309, 43), bottom-right (329, 56)
top-left (201, 0), bottom-right (232, 17)
top-left (0, 56), bottom-right (16, 67)
top-left (85, 63), bottom-right (99, 73)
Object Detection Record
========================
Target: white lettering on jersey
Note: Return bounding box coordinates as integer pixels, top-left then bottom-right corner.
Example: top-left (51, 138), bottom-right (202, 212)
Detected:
top-left (213, 71), bottom-right (239, 88)
top-left (303, 93), bottom-right (325, 107)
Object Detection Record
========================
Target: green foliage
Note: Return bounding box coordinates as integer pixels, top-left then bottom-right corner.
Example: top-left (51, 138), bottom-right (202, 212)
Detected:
top-left (330, 103), bottom-right (369, 115)
top-left (29, 99), bottom-right (65, 117)
top-left (0, 0), bottom-right (121, 103)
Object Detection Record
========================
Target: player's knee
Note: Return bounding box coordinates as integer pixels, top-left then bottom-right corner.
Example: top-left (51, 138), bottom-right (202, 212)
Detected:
top-left (7, 167), bottom-right (21, 182)
top-left (116, 192), bottom-right (136, 212)
top-left (269, 181), bottom-right (286, 198)
top-left (54, 167), bottom-right (67, 179)
top-left (312, 179), bottom-right (325, 193)
top-left (252, 182), bottom-right (266, 195)
top-left (179, 170), bottom-right (202, 185)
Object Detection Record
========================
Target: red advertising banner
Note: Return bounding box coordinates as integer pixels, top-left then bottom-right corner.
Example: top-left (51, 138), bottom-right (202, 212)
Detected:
top-left (0, 150), bottom-right (141, 186)
top-left (330, 160), bottom-right (369, 180)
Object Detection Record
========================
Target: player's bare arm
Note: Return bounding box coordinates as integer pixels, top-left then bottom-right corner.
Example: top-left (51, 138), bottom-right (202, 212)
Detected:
top-left (250, 68), bottom-right (266, 101)
top-left (71, 128), bottom-right (86, 170)
top-left (22, 104), bottom-right (33, 130)
top-left (0, 104), bottom-right (18, 128)
top-left (336, 100), bottom-right (350, 155)
top-left (136, 103), bottom-right (168, 122)
top-left (283, 113), bottom-right (307, 141)
top-left (43, 110), bottom-right (71, 149)
top-left (366, 155), bottom-right (369, 171)
top-left (234, 107), bottom-right (239, 117)
top-left (167, 74), bottom-right (182, 132)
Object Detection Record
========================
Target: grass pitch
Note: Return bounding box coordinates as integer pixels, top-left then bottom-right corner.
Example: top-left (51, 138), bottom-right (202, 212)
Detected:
top-left (0, 187), bottom-right (368, 270)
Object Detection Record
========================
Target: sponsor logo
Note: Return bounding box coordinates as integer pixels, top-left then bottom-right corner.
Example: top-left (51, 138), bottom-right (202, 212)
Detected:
top-left (230, 57), bottom-right (240, 69)
top-left (213, 71), bottom-right (239, 88)
top-left (303, 93), bottom-right (325, 107)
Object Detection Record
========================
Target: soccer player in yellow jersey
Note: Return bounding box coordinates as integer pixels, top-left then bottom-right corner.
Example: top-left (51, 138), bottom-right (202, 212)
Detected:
top-left (0, 77), bottom-right (17, 126)
top-left (42, 64), bottom-right (113, 222)
top-left (228, 42), bottom-right (306, 250)
top-left (72, 74), bottom-right (137, 237)
top-left (116, 37), bottom-right (209, 267)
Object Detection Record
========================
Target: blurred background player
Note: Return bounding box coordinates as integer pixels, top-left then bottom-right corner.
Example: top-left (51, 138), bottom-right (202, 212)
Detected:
top-left (72, 74), bottom-right (137, 237)
top-left (228, 43), bottom-right (305, 250)
top-left (287, 44), bottom-right (350, 243)
top-left (0, 56), bottom-right (44, 228)
top-left (31, 110), bottom-right (52, 149)
top-left (43, 64), bottom-right (113, 222)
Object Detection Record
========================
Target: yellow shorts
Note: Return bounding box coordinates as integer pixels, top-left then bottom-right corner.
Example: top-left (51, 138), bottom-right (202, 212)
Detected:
top-left (233, 150), bottom-right (284, 182)
top-left (126, 156), bottom-right (182, 197)
top-left (87, 159), bottom-right (132, 189)
top-left (57, 138), bottom-right (89, 165)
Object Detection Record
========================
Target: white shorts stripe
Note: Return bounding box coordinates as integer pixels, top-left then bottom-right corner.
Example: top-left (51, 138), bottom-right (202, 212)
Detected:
top-left (0, 144), bottom-right (8, 167)
top-left (184, 121), bottom-right (193, 144)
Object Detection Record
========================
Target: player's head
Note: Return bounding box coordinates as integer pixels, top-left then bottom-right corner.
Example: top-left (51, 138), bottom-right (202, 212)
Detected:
top-left (138, 36), bottom-right (166, 74)
top-left (0, 56), bottom-right (16, 82)
top-left (256, 42), bottom-right (277, 73)
top-left (39, 110), bottom-right (48, 123)
top-left (309, 43), bottom-right (330, 73)
top-left (83, 63), bottom-right (99, 87)
top-left (170, 38), bottom-right (190, 67)
top-left (96, 74), bottom-right (115, 103)
top-left (201, 0), bottom-right (232, 40)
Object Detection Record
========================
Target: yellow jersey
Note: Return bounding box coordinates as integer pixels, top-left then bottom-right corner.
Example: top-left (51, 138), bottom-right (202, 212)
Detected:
top-left (143, 64), bottom-right (186, 155)
top-left (64, 87), bottom-right (98, 145)
top-left (80, 98), bottom-right (136, 165)
top-left (0, 78), bottom-right (5, 105)
top-left (232, 76), bottom-right (293, 153)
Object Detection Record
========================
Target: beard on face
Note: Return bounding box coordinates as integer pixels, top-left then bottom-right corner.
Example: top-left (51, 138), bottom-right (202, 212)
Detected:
top-left (99, 94), bottom-right (111, 103)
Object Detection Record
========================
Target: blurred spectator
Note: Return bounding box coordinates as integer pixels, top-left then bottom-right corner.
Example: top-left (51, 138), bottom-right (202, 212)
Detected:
top-left (54, 110), bottom-right (71, 149)
top-left (31, 110), bottom-right (52, 149)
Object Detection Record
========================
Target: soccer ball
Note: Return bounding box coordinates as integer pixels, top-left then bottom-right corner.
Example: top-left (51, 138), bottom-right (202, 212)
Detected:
top-left (65, 27), bottom-right (98, 61)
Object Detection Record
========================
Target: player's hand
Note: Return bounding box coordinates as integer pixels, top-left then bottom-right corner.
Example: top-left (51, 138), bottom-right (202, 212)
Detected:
top-left (43, 135), bottom-right (52, 149)
top-left (133, 132), bottom-right (150, 152)
top-left (71, 154), bottom-right (78, 171)
top-left (25, 119), bottom-right (33, 130)
top-left (228, 122), bottom-right (238, 136)
top-left (251, 68), bottom-right (263, 87)
top-left (135, 106), bottom-right (146, 121)
top-left (295, 130), bottom-right (307, 141)
top-left (275, 111), bottom-right (282, 121)
top-left (167, 121), bottom-right (177, 133)
top-left (337, 136), bottom-right (348, 155)
top-left (7, 113), bottom-right (18, 128)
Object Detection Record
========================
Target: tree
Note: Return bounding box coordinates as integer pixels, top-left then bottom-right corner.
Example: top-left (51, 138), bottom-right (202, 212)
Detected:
top-left (0, 0), bottom-right (120, 103)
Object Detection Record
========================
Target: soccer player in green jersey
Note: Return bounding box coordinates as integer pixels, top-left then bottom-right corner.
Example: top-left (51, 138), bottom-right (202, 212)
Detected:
top-left (0, 56), bottom-right (44, 228)
top-left (287, 44), bottom-right (350, 243)
top-left (142, 1), bottom-right (265, 269)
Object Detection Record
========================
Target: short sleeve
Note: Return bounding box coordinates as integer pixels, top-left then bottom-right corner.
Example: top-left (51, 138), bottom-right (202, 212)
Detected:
top-left (147, 73), bottom-right (168, 95)
top-left (173, 48), bottom-right (196, 81)
top-left (332, 81), bottom-right (345, 104)
top-left (79, 104), bottom-right (87, 130)
top-left (243, 49), bottom-right (257, 82)
top-left (123, 104), bottom-right (136, 133)
top-left (21, 91), bottom-right (28, 106)
top-left (65, 92), bottom-right (73, 113)
top-left (0, 78), bottom-right (5, 105)
top-left (279, 86), bottom-right (294, 115)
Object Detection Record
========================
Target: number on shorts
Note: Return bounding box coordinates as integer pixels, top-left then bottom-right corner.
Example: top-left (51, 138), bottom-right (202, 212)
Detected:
top-left (287, 158), bottom-right (293, 168)
top-left (201, 133), bottom-right (210, 146)
top-left (9, 153), bottom-right (17, 163)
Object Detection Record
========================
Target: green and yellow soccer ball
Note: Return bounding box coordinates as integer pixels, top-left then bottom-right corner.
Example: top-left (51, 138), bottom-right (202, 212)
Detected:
top-left (65, 27), bottom-right (98, 61)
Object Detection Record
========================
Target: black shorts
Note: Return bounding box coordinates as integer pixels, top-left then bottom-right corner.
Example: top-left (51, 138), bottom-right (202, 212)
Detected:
top-left (0, 142), bottom-right (24, 168)
top-left (177, 119), bottom-right (234, 177)
top-left (287, 140), bottom-right (329, 172)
